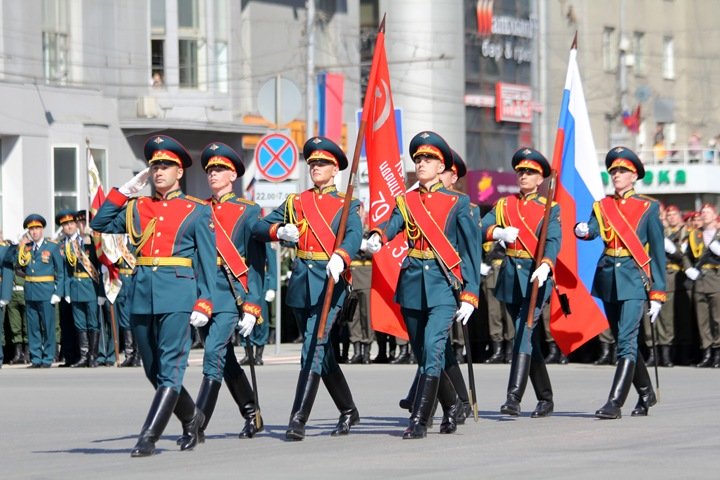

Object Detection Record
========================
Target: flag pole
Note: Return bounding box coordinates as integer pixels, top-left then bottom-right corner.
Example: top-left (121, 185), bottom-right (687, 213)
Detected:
top-left (316, 14), bottom-right (386, 341)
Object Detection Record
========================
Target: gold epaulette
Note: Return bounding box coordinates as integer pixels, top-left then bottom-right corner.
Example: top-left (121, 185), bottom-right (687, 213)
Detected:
top-left (233, 196), bottom-right (257, 206)
top-left (184, 195), bottom-right (205, 204)
top-left (636, 193), bottom-right (659, 204)
top-left (538, 197), bottom-right (558, 207)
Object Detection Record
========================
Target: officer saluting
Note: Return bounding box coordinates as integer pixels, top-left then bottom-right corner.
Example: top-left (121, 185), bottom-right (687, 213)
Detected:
top-left (91, 135), bottom-right (216, 456)
top-left (17, 215), bottom-right (64, 368)
top-left (253, 136), bottom-right (362, 441)
top-left (366, 132), bottom-right (480, 439)
top-left (481, 148), bottom-right (559, 418)
top-left (575, 147), bottom-right (665, 419)
top-left (187, 142), bottom-right (265, 441)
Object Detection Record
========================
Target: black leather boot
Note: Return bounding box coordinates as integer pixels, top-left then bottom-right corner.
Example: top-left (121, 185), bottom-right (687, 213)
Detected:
top-left (88, 331), bottom-right (99, 368)
top-left (504, 340), bottom-right (514, 364)
top-left (403, 374), bottom-right (439, 439)
top-left (131, 387), bottom-right (179, 457)
top-left (391, 345), bottom-right (410, 364)
top-left (399, 370), bottom-right (420, 412)
top-left (9, 344), bottom-right (24, 365)
top-left (254, 345), bottom-right (264, 366)
top-left (70, 331), bottom-right (89, 368)
top-left (544, 341), bottom-right (560, 364)
top-left (323, 369), bottom-right (360, 436)
top-left (120, 330), bottom-right (137, 367)
top-left (712, 348), bottom-right (720, 368)
top-left (348, 342), bottom-right (362, 364)
top-left (173, 387), bottom-right (205, 451)
top-left (529, 355), bottom-right (554, 418)
top-left (696, 347), bottom-right (712, 368)
top-left (631, 356), bottom-right (657, 416)
top-left (374, 336), bottom-right (389, 363)
top-left (239, 346), bottom-right (252, 366)
top-left (500, 353), bottom-right (531, 416)
top-left (437, 372), bottom-right (461, 434)
top-left (286, 370), bottom-right (320, 441)
top-left (595, 358), bottom-right (635, 419)
top-left (660, 345), bottom-right (674, 368)
top-left (177, 377), bottom-right (221, 445)
top-left (594, 342), bottom-right (612, 365)
top-left (361, 343), bottom-right (371, 364)
top-left (485, 341), bottom-right (504, 364)
top-left (224, 369), bottom-right (263, 438)
top-left (445, 364), bottom-right (471, 422)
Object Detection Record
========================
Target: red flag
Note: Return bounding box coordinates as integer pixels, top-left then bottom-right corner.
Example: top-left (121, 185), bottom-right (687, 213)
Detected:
top-left (363, 19), bottom-right (408, 340)
top-left (622, 105), bottom-right (641, 134)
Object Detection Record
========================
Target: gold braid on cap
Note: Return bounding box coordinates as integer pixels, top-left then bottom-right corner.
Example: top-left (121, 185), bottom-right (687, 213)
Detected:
top-left (395, 195), bottom-right (419, 240)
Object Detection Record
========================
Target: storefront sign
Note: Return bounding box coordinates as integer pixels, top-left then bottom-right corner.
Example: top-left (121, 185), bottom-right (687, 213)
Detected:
top-left (495, 83), bottom-right (532, 123)
top-left (467, 170), bottom-right (520, 206)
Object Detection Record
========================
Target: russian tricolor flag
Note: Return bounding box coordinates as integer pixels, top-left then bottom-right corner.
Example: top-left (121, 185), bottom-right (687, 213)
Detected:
top-left (549, 41), bottom-right (610, 354)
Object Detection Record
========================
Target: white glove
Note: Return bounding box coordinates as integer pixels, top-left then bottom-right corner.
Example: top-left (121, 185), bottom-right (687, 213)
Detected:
top-left (492, 226), bottom-right (519, 243)
top-left (238, 313), bottom-right (256, 337)
top-left (680, 241), bottom-right (688, 254)
top-left (64, 296), bottom-right (72, 304)
top-left (530, 263), bottom-right (551, 287)
top-left (574, 222), bottom-right (589, 237)
top-left (0, 299), bottom-right (8, 307)
top-left (664, 238), bottom-right (677, 255)
top-left (101, 264), bottom-right (110, 279)
top-left (118, 168), bottom-right (150, 196)
top-left (709, 240), bottom-right (720, 256)
top-left (189, 311), bottom-right (209, 328)
top-left (326, 253), bottom-right (345, 283)
top-left (685, 267), bottom-right (700, 281)
top-left (366, 233), bottom-right (382, 254)
top-left (277, 224), bottom-right (299, 243)
top-left (454, 301), bottom-right (475, 325)
top-left (265, 289), bottom-right (276, 303)
top-left (98, 297), bottom-right (106, 306)
top-left (50, 294), bottom-right (61, 305)
top-left (648, 300), bottom-right (662, 323)
top-left (480, 263), bottom-right (491, 276)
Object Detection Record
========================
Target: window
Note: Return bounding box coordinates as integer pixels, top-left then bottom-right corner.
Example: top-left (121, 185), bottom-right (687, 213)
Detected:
top-left (53, 147), bottom-right (77, 215)
top-left (633, 31), bottom-right (646, 76)
top-left (151, 0), bottom-right (166, 86)
top-left (42, 0), bottom-right (69, 85)
top-left (663, 36), bottom-right (675, 79)
top-left (214, 0), bottom-right (228, 93)
top-left (602, 27), bottom-right (616, 72)
top-left (178, 0), bottom-right (206, 89)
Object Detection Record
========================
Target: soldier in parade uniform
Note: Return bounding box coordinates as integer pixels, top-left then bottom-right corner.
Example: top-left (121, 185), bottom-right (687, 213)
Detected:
top-left (253, 136), bottom-right (362, 441)
top-left (575, 147), bottom-right (665, 419)
top-left (91, 135), bottom-right (216, 456)
top-left (184, 142), bottom-right (265, 443)
top-left (16, 215), bottom-right (64, 368)
top-left (481, 148), bottom-right (559, 418)
top-left (366, 132), bottom-right (480, 439)
top-left (642, 204), bottom-right (685, 367)
top-left (57, 209), bottom-right (104, 368)
top-left (683, 203), bottom-right (720, 368)
top-left (0, 238), bottom-right (14, 367)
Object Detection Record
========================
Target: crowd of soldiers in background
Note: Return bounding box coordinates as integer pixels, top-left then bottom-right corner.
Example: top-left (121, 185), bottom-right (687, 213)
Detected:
top-left (2, 202), bottom-right (720, 370)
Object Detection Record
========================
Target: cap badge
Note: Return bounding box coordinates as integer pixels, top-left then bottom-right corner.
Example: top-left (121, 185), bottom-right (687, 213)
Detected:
top-left (153, 136), bottom-right (164, 144)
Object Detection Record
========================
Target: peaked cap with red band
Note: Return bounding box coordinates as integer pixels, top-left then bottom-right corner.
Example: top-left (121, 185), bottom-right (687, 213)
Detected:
top-left (511, 147), bottom-right (550, 178)
top-left (450, 148), bottom-right (467, 179)
top-left (201, 142), bottom-right (245, 176)
top-left (144, 135), bottom-right (193, 168)
top-left (605, 146), bottom-right (644, 179)
top-left (55, 209), bottom-right (76, 226)
top-left (409, 131), bottom-right (453, 170)
top-left (24, 214), bottom-right (47, 229)
top-left (303, 136), bottom-right (348, 170)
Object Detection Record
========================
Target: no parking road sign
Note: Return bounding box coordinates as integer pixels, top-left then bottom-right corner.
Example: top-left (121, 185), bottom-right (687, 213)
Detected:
top-left (254, 133), bottom-right (298, 182)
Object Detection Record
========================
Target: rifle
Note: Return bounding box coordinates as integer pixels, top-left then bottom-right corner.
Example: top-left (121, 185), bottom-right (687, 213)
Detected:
top-left (526, 170), bottom-right (558, 329)
top-left (221, 264), bottom-right (262, 429)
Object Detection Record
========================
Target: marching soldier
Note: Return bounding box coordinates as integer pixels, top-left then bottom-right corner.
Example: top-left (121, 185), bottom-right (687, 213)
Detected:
top-left (186, 142), bottom-right (265, 442)
top-left (366, 132), bottom-right (480, 438)
top-left (91, 135), bottom-right (216, 456)
top-left (17, 215), bottom-right (64, 368)
top-left (642, 204), bottom-right (685, 367)
top-left (57, 209), bottom-right (103, 368)
top-left (683, 203), bottom-right (720, 368)
top-left (253, 136), bottom-right (362, 441)
top-left (481, 148), bottom-right (559, 418)
top-left (575, 147), bottom-right (665, 419)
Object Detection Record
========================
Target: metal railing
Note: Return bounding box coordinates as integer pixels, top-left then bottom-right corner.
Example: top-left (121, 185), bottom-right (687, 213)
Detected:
top-left (598, 147), bottom-right (720, 166)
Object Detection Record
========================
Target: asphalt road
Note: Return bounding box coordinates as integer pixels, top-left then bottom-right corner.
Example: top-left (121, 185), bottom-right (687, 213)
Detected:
top-left (2, 346), bottom-right (718, 479)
